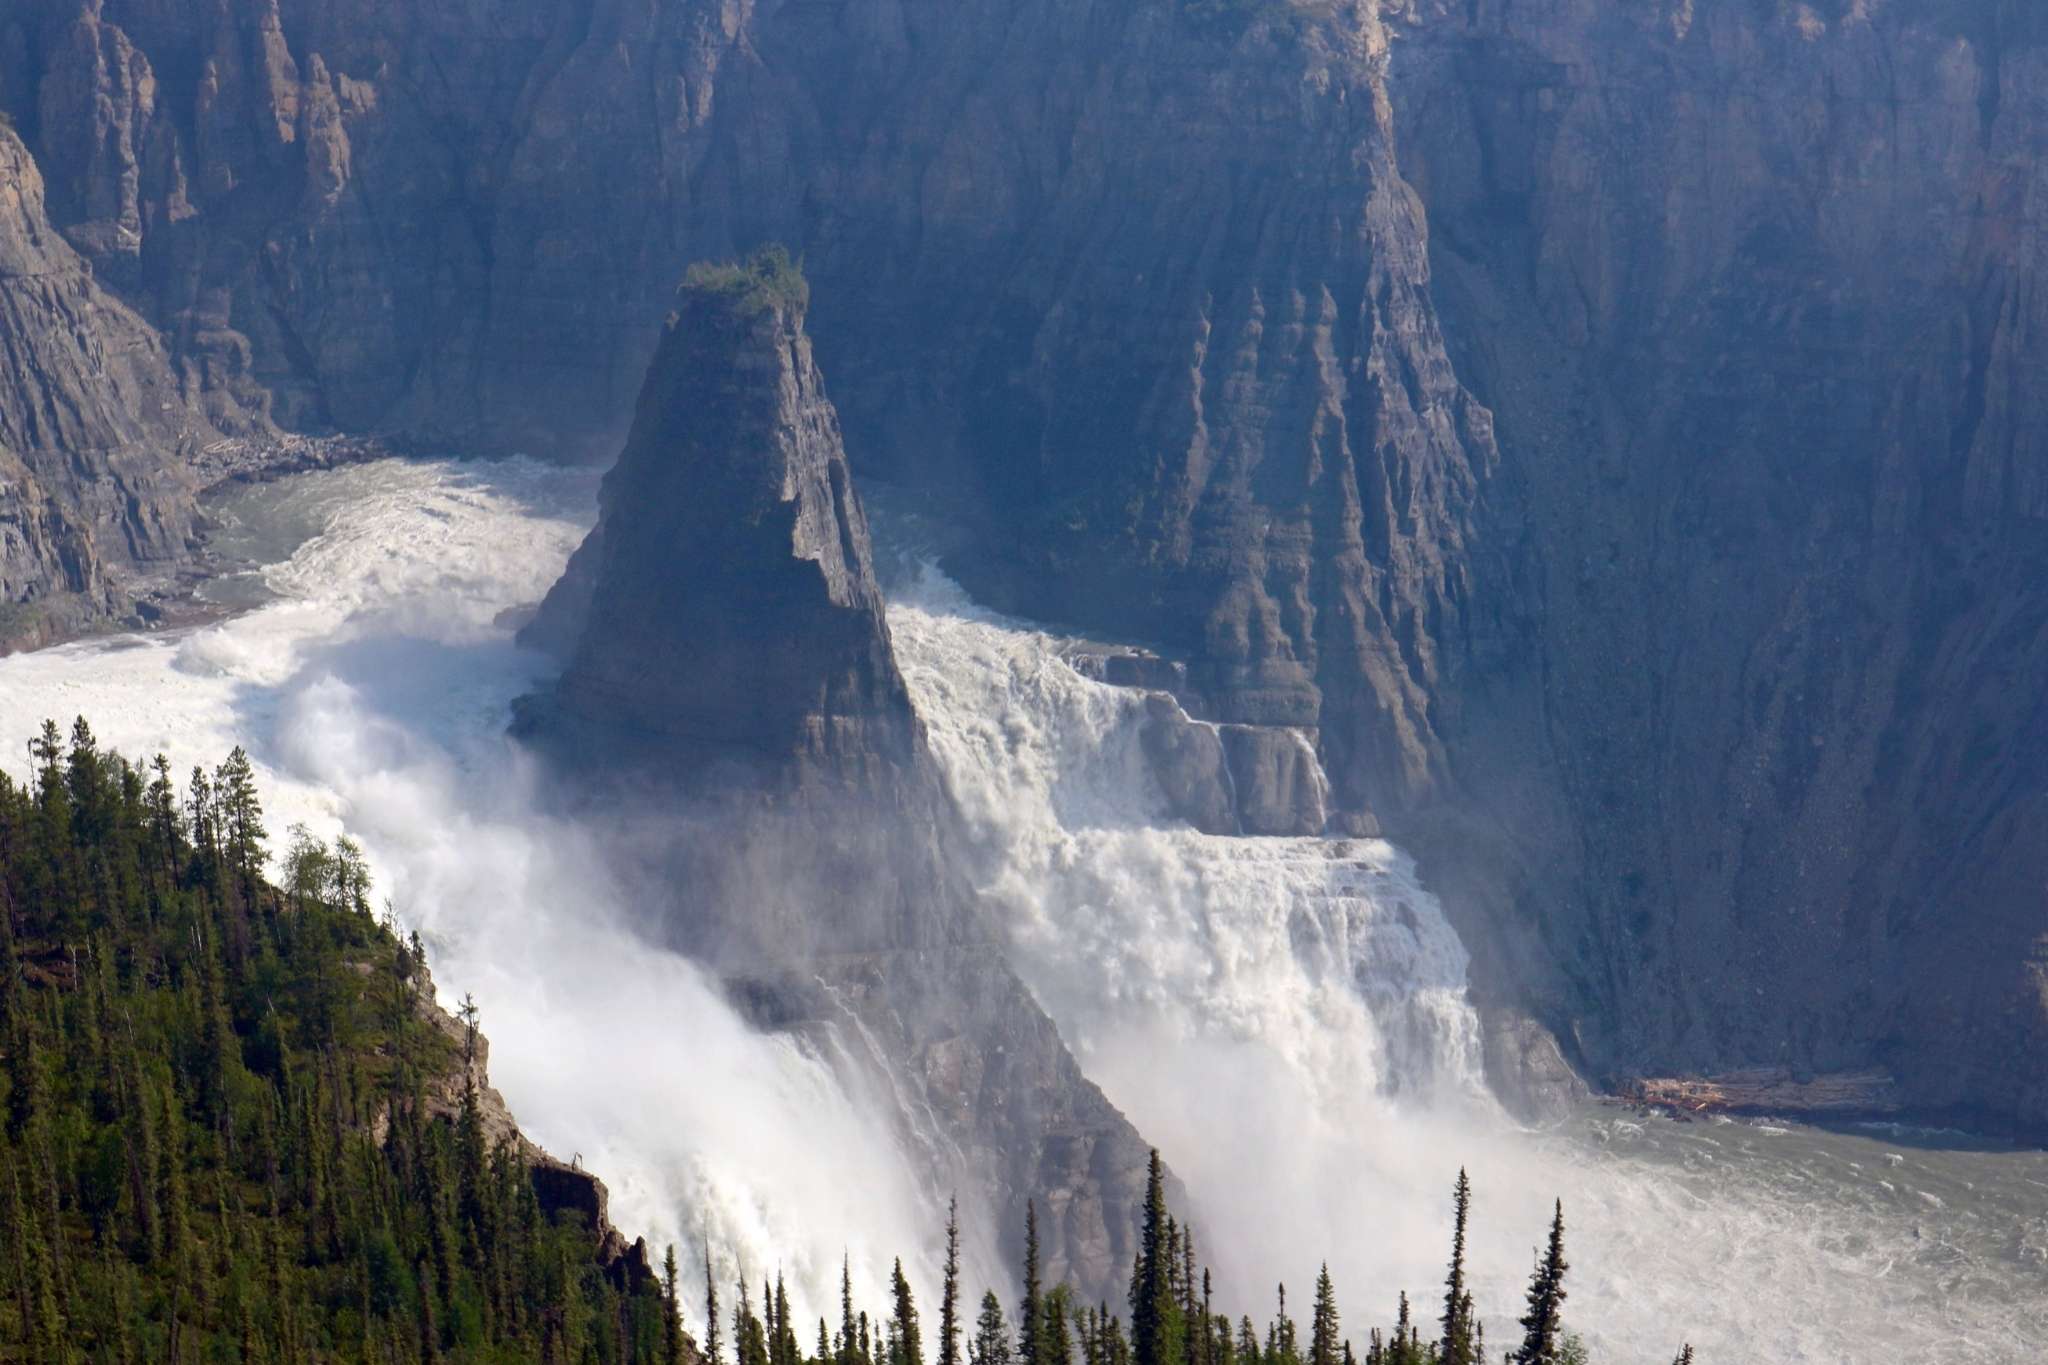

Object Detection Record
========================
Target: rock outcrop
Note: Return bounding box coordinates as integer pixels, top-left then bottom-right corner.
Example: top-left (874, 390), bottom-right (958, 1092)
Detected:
top-left (517, 252), bottom-right (1155, 1297)
top-left (397, 956), bottom-right (656, 1291)
top-left (0, 121), bottom-right (224, 647)
top-left (521, 250), bottom-right (921, 797)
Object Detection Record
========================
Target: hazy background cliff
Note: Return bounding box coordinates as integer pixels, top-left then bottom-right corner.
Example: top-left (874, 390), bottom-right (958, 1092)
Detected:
top-left (0, 0), bottom-right (2042, 1134)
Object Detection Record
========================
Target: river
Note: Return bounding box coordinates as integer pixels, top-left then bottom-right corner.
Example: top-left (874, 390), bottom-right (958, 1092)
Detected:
top-left (0, 455), bottom-right (2040, 1362)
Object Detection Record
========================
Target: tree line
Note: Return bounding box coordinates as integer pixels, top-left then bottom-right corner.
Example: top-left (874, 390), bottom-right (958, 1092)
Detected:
top-left (686, 1156), bottom-right (1693, 1365)
top-left (0, 718), bottom-right (1698, 1362)
top-left (0, 718), bottom-right (669, 1359)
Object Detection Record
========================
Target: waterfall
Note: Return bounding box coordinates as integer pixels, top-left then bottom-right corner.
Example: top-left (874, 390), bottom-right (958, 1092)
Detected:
top-left (3, 457), bottom-right (2042, 1364)
top-left (884, 560), bottom-right (1497, 1301)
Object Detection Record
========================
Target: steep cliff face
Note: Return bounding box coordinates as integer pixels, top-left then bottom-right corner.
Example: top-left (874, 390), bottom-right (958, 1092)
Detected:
top-left (7, 0), bottom-right (2045, 1131)
top-left (1384, 0), bottom-right (2048, 1124)
top-left (2, 0), bottom-right (1508, 826)
top-left (518, 256), bottom-right (1154, 1296)
top-left (0, 121), bottom-right (227, 648)
top-left (523, 253), bottom-right (921, 796)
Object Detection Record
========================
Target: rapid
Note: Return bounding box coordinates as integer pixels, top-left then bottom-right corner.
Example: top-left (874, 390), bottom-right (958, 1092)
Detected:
top-left (0, 456), bottom-right (2041, 1362)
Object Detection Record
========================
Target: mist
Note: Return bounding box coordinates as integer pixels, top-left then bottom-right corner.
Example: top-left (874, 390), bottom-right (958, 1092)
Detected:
top-left (0, 457), bottom-right (996, 1322)
top-left (0, 455), bottom-right (2040, 1363)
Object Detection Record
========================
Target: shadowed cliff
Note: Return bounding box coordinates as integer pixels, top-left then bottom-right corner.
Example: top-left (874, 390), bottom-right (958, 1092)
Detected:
top-left (0, 122), bottom-right (234, 647)
top-left (515, 251), bottom-right (1157, 1297)
top-left (3, 0), bottom-right (2045, 1132)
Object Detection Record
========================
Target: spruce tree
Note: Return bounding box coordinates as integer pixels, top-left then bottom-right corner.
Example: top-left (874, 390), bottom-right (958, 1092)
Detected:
top-left (940, 1197), bottom-right (963, 1365)
top-left (1130, 1151), bottom-right (1181, 1365)
top-left (972, 1289), bottom-right (1012, 1365)
top-left (664, 1246), bottom-right (683, 1365)
top-left (776, 1273), bottom-right (799, 1365)
top-left (1045, 1286), bottom-right (1074, 1365)
top-left (892, 1257), bottom-right (925, 1365)
top-left (1511, 1201), bottom-right (1570, 1365)
top-left (1307, 1266), bottom-right (1339, 1365)
top-left (1021, 1201), bottom-right (1046, 1365)
top-left (1440, 1169), bottom-right (1476, 1365)
top-left (706, 1249), bottom-right (725, 1365)
top-left (842, 1256), bottom-right (860, 1365)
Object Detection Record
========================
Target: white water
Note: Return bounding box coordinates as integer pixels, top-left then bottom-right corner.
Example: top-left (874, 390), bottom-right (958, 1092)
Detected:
top-left (1, 457), bottom-right (2043, 1362)
top-left (0, 458), bottom-right (994, 1320)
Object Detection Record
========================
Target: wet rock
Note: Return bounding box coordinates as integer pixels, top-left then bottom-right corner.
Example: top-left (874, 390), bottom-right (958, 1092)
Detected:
top-left (1137, 695), bottom-right (1236, 835)
top-left (1219, 725), bottom-right (1329, 837)
top-left (1070, 648), bottom-right (1192, 697)
top-left (1480, 1007), bottom-right (1590, 1127)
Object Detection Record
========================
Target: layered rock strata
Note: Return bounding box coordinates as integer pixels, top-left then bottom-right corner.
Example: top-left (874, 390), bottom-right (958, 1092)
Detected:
top-left (1385, 0), bottom-right (2048, 1129)
top-left (0, 122), bottom-right (225, 647)
top-left (4, 0), bottom-right (2045, 1130)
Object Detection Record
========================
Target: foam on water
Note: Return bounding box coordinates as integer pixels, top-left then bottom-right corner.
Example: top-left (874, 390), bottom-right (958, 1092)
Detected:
top-left (0, 456), bottom-right (2043, 1361)
top-left (0, 458), bottom-right (992, 1319)
top-left (883, 559), bottom-right (2048, 1364)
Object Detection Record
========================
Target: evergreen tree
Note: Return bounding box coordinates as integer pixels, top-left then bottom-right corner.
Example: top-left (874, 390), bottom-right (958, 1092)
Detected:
top-left (775, 1272), bottom-right (800, 1365)
top-left (971, 1288), bottom-right (1011, 1365)
top-left (1511, 1202), bottom-right (1570, 1365)
top-left (1044, 1286), bottom-right (1074, 1365)
top-left (892, 1257), bottom-right (926, 1365)
top-left (664, 1245), bottom-right (684, 1365)
top-left (1671, 1348), bottom-right (1695, 1365)
top-left (1130, 1150), bottom-right (1182, 1365)
top-left (843, 1256), bottom-right (861, 1365)
top-left (940, 1196), bottom-right (963, 1365)
top-left (1266, 1285), bottom-right (1297, 1365)
top-left (740, 1274), bottom-right (771, 1365)
top-left (1308, 1266), bottom-right (1339, 1365)
top-left (1021, 1201), bottom-right (1046, 1365)
top-left (706, 1249), bottom-right (726, 1365)
top-left (1440, 1169), bottom-right (1475, 1365)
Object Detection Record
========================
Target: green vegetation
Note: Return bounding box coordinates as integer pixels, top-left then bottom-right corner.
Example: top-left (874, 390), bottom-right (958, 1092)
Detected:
top-left (0, 717), bottom-right (1698, 1363)
top-left (682, 245), bottom-right (810, 317)
top-left (0, 718), bottom-right (670, 1360)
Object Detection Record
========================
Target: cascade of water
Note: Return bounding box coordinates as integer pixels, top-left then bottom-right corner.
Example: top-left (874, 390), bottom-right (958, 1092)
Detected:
top-left (883, 561), bottom-right (1499, 1300)
top-left (3, 458), bottom-right (2044, 1363)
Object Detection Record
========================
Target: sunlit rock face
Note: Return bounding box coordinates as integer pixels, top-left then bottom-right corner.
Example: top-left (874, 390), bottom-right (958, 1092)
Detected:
top-left (0, 123), bottom-right (229, 647)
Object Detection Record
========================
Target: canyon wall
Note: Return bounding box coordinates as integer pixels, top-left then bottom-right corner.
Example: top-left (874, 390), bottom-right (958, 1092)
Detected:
top-left (1386, 0), bottom-right (2048, 1126)
top-left (1, 0), bottom-right (2043, 1128)
top-left (0, 121), bottom-right (232, 646)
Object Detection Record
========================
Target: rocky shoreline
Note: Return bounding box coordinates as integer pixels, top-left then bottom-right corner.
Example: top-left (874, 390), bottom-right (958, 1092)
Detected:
top-left (1613, 1068), bottom-right (1904, 1122)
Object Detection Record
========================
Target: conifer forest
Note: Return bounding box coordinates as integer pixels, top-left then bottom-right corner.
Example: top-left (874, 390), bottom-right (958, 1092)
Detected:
top-left (0, 720), bottom-right (1694, 1363)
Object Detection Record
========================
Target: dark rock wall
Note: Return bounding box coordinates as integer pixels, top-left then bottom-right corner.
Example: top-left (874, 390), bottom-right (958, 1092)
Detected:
top-left (1387, 0), bottom-right (2048, 1123)
top-left (519, 262), bottom-right (1155, 1298)
top-left (525, 268), bottom-right (921, 792)
top-left (3, 0), bottom-right (2044, 1129)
